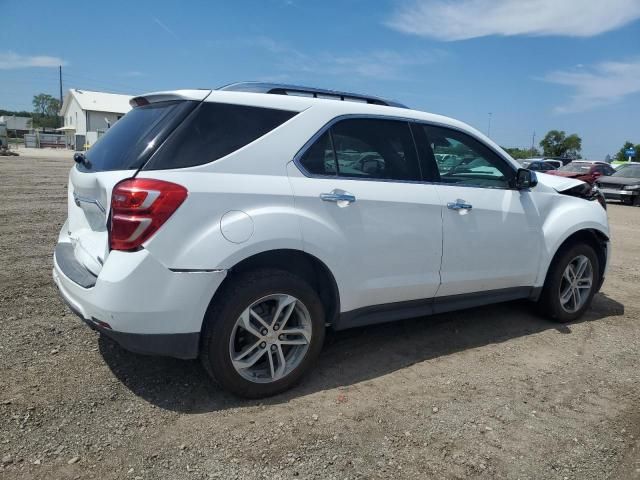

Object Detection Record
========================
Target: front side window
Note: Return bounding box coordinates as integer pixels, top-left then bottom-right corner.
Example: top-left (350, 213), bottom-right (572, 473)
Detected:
top-left (298, 118), bottom-right (421, 182)
top-left (421, 125), bottom-right (514, 188)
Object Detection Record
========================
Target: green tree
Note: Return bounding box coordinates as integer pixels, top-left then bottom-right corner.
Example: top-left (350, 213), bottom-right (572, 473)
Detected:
top-left (615, 141), bottom-right (640, 162)
top-left (31, 93), bottom-right (61, 128)
top-left (32, 93), bottom-right (60, 117)
top-left (503, 147), bottom-right (541, 159)
top-left (539, 130), bottom-right (582, 158)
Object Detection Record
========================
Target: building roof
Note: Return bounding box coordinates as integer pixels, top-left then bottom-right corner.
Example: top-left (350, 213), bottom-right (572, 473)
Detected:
top-left (60, 89), bottom-right (133, 115)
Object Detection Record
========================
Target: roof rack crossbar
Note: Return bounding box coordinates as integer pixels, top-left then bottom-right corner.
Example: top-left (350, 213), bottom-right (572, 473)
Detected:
top-left (218, 82), bottom-right (408, 109)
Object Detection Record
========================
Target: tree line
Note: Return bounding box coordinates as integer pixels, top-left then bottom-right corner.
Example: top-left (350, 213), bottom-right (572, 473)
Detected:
top-left (1, 93), bottom-right (61, 130)
top-left (503, 130), bottom-right (582, 160)
top-left (504, 131), bottom-right (638, 163)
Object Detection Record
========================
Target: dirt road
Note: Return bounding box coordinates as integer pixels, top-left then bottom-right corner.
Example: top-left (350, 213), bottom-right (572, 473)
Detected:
top-left (1, 154), bottom-right (638, 479)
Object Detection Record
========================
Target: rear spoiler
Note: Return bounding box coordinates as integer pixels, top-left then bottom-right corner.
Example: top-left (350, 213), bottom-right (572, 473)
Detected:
top-left (129, 89), bottom-right (212, 108)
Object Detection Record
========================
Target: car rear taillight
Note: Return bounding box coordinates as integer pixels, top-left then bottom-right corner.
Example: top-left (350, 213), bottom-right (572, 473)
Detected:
top-left (109, 178), bottom-right (188, 251)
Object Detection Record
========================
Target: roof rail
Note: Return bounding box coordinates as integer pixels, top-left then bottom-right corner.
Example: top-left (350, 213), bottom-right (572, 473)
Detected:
top-left (218, 82), bottom-right (408, 109)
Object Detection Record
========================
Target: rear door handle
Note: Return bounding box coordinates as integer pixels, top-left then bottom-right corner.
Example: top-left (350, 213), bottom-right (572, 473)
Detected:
top-left (320, 190), bottom-right (356, 204)
top-left (447, 200), bottom-right (473, 211)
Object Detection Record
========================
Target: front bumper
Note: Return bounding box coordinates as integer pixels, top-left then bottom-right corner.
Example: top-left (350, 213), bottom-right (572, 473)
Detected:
top-left (599, 188), bottom-right (637, 201)
top-left (53, 241), bottom-right (226, 359)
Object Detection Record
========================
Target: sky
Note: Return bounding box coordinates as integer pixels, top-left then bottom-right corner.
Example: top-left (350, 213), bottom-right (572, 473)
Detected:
top-left (0, 0), bottom-right (639, 159)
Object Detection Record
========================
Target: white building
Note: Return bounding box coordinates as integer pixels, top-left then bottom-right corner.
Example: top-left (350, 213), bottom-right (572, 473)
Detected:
top-left (0, 116), bottom-right (32, 135)
top-left (59, 89), bottom-right (132, 149)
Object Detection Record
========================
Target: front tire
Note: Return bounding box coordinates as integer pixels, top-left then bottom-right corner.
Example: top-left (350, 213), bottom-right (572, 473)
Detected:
top-left (538, 243), bottom-right (599, 323)
top-left (200, 269), bottom-right (325, 398)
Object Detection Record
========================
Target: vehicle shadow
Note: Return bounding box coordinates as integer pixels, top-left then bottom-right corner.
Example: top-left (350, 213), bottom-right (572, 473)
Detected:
top-left (98, 292), bottom-right (624, 413)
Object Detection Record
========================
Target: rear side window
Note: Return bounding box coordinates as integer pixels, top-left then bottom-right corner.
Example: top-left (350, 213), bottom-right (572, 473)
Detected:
top-left (145, 103), bottom-right (297, 170)
top-left (298, 118), bottom-right (421, 182)
top-left (79, 101), bottom-right (194, 172)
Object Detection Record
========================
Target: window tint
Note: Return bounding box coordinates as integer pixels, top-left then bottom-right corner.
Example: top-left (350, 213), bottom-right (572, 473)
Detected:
top-left (146, 103), bottom-right (297, 170)
top-left (299, 131), bottom-right (337, 175)
top-left (421, 125), bottom-right (514, 188)
top-left (79, 101), bottom-right (194, 172)
top-left (330, 119), bottom-right (421, 181)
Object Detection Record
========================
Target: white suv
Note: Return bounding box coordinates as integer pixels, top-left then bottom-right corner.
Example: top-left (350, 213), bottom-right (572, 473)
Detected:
top-left (53, 83), bottom-right (610, 397)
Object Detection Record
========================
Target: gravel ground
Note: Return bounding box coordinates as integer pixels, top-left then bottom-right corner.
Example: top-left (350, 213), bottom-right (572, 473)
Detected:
top-left (1, 154), bottom-right (639, 480)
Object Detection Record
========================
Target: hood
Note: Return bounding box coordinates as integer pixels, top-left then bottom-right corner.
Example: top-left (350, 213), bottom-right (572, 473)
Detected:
top-left (536, 172), bottom-right (584, 192)
top-left (597, 176), bottom-right (640, 186)
top-left (547, 170), bottom-right (583, 178)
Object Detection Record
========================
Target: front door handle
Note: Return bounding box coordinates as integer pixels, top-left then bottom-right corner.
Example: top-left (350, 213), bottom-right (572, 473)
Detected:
top-left (320, 190), bottom-right (356, 204)
top-left (447, 200), bottom-right (473, 211)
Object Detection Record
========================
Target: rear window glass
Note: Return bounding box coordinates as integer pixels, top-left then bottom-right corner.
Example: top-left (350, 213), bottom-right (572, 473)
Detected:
top-left (144, 103), bottom-right (297, 170)
top-left (78, 101), bottom-right (194, 172)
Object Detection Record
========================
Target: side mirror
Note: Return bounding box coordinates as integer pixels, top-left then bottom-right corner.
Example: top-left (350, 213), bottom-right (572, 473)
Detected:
top-left (515, 168), bottom-right (538, 190)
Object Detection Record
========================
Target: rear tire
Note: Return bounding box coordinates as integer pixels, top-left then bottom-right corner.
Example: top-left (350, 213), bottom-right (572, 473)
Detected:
top-left (538, 243), bottom-right (599, 323)
top-left (200, 269), bottom-right (325, 398)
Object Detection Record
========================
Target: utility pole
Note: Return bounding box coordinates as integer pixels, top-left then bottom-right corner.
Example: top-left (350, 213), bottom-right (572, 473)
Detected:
top-left (487, 112), bottom-right (492, 138)
top-left (531, 130), bottom-right (536, 155)
top-left (59, 66), bottom-right (63, 105)
top-left (59, 65), bottom-right (63, 128)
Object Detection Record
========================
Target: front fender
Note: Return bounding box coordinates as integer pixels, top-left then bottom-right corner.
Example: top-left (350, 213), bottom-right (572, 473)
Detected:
top-left (535, 195), bottom-right (609, 286)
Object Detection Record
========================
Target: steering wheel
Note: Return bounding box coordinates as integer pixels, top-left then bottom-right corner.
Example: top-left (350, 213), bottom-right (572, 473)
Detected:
top-left (358, 154), bottom-right (384, 175)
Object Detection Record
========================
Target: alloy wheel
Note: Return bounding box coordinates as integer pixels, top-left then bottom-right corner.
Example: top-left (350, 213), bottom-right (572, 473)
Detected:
top-left (229, 294), bottom-right (312, 383)
top-left (559, 255), bottom-right (593, 314)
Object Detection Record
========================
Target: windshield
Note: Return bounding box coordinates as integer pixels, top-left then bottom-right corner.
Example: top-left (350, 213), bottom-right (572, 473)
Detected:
top-left (613, 165), bottom-right (640, 178)
top-left (559, 163), bottom-right (591, 173)
top-left (78, 101), bottom-right (195, 172)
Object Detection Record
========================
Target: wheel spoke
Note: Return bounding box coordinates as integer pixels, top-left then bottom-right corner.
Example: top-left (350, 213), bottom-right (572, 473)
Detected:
top-left (249, 308), bottom-right (270, 330)
top-left (575, 256), bottom-right (589, 279)
top-left (239, 310), bottom-right (263, 339)
top-left (571, 288), bottom-right (580, 310)
top-left (560, 285), bottom-right (573, 304)
top-left (274, 344), bottom-right (287, 380)
top-left (273, 295), bottom-right (297, 329)
top-left (573, 288), bottom-right (582, 310)
top-left (267, 350), bottom-right (276, 379)
top-left (280, 327), bottom-right (311, 344)
top-left (232, 341), bottom-right (266, 370)
top-left (280, 338), bottom-right (308, 346)
top-left (567, 264), bottom-right (577, 282)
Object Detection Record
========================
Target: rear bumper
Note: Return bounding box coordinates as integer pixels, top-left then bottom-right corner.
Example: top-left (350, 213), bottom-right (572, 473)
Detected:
top-left (53, 241), bottom-right (226, 359)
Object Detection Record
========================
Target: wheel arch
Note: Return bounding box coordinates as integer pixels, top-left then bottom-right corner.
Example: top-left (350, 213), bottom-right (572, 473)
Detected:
top-left (202, 249), bottom-right (340, 334)
top-left (538, 227), bottom-right (609, 298)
